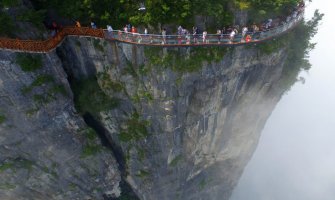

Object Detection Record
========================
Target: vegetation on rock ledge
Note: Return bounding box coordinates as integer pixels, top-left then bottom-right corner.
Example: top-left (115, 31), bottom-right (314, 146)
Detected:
top-left (73, 78), bottom-right (119, 115)
top-left (0, 114), bottom-right (6, 124)
top-left (21, 72), bottom-right (67, 108)
top-left (278, 10), bottom-right (322, 91)
top-left (97, 72), bottom-right (124, 93)
top-left (0, 11), bottom-right (15, 36)
top-left (80, 127), bottom-right (103, 158)
top-left (0, 158), bottom-right (34, 173)
top-left (144, 47), bottom-right (229, 73)
top-left (16, 53), bottom-right (43, 72)
top-left (118, 112), bottom-right (150, 143)
top-left (246, 9), bottom-right (322, 92)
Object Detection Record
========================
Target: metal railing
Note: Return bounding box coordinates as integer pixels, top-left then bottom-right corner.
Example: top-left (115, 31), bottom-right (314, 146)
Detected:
top-left (105, 11), bottom-right (304, 46)
top-left (0, 11), bottom-right (303, 53)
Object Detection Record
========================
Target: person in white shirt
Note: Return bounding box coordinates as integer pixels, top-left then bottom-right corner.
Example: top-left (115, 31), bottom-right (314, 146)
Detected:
top-left (202, 31), bottom-right (207, 43)
top-left (106, 25), bottom-right (113, 38)
top-left (107, 25), bottom-right (113, 32)
top-left (230, 30), bottom-right (236, 43)
top-left (242, 26), bottom-right (248, 38)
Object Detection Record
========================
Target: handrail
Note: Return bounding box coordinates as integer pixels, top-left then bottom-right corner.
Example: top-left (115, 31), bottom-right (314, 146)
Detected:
top-left (0, 10), bottom-right (304, 53)
top-left (0, 27), bottom-right (104, 53)
top-left (105, 11), bottom-right (303, 46)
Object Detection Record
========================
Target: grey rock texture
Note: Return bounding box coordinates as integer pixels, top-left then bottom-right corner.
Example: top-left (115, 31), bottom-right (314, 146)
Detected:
top-left (56, 37), bottom-right (289, 200)
top-left (0, 50), bottom-right (120, 200)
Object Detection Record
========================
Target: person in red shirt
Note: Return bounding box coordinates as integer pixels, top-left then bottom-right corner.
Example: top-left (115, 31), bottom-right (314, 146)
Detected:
top-left (246, 35), bottom-right (252, 42)
top-left (131, 26), bottom-right (137, 33)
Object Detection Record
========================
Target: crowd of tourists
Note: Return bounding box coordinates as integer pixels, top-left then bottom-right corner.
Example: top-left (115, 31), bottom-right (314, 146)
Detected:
top-left (69, 1), bottom-right (305, 44)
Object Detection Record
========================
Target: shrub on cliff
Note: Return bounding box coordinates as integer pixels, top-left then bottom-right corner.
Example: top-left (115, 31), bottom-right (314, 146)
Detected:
top-left (0, 12), bottom-right (15, 36)
top-left (278, 10), bottom-right (323, 91)
top-left (16, 54), bottom-right (43, 72)
top-left (16, 9), bottom-right (46, 30)
top-left (118, 112), bottom-right (149, 142)
top-left (73, 78), bottom-right (119, 115)
top-left (0, 114), bottom-right (6, 124)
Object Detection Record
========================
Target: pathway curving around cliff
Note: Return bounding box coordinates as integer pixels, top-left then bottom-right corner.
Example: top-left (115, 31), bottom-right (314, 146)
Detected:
top-left (0, 11), bottom-right (304, 53)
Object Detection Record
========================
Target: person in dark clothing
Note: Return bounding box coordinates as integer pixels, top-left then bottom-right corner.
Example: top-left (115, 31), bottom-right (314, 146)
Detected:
top-left (193, 26), bottom-right (199, 43)
top-left (127, 24), bottom-right (131, 32)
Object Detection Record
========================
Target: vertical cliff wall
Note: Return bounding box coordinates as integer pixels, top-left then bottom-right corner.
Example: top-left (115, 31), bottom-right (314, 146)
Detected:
top-left (0, 4), bottom-right (320, 198)
top-left (0, 50), bottom-right (120, 199)
top-left (55, 36), bottom-right (290, 200)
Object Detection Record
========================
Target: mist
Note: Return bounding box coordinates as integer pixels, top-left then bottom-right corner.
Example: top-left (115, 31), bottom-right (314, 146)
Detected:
top-left (230, 0), bottom-right (335, 199)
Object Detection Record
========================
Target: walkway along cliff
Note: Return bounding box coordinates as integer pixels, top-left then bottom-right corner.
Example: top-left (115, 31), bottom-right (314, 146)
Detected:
top-left (0, 7), bottom-right (322, 200)
top-left (0, 10), bottom-right (304, 53)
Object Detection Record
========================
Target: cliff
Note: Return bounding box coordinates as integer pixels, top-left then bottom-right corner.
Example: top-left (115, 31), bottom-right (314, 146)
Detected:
top-left (55, 36), bottom-right (289, 200)
top-left (0, 24), bottom-right (307, 200)
top-left (0, 50), bottom-right (120, 199)
top-left (0, 0), bottom-right (323, 196)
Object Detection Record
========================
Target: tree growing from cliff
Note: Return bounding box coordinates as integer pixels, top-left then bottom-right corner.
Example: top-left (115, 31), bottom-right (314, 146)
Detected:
top-left (0, 12), bottom-right (15, 36)
top-left (278, 9), bottom-right (323, 91)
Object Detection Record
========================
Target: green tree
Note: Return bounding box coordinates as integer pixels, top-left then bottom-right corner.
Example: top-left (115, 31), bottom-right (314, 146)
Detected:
top-left (0, 12), bottom-right (15, 36)
top-left (28, 0), bottom-right (303, 31)
top-left (0, 0), bottom-right (20, 8)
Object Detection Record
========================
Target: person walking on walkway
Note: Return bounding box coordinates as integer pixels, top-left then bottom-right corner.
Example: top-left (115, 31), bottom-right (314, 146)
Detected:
top-left (229, 29), bottom-right (236, 43)
top-left (123, 25), bottom-right (129, 40)
top-left (193, 26), bottom-right (198, 43)
top-left (91, 21), bottom-right (97, 29)
top-left (265, 19), bottom-right (272, 29)
top-left (245, 34), bottom-right (252, 42)
top-left (131, 26), bottom-right (137, 33)
top-left (107, 25), bottom-right (113, 32)
top-left (131, 26), bottom-right (137, 42)
top-left (222, 27), bottom-right (226, 34)
top-left (52, 21), bottom-right (59, 33)
top-left (162, 28), bottom-right (167, 44)
top-left (242, 26), bottom-right (248, 37)
top-left (186, 32), bottom-right (191, 44)
top-left (241, 26), bottom-right (248, 42)
top-left (178, 26), bottom-right (183, 35)
top-left (217, 29), bottom-right (222, 43)
top-left (106, 25), bottom-right (113, 38)
top-left (227, 26), bottom-right (232, 33)
top-left (142, 28), bottom-right (148, 43)
top-left (127, 24), bottom-right (131, 32)
top-left (178, 34), bottom-right (182, 44)
top-left (251, 23), bottom-right (256, 33)
top-left (202, 31), bottom-right (207, 43)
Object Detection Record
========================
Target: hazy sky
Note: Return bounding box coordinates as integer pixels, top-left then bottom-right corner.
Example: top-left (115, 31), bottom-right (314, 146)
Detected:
top-left (230, 0), bottom-right (335, 200)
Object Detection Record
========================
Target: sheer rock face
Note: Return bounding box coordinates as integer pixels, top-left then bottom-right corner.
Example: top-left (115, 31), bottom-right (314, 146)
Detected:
top-left (0, 50), bottom-right (120, 200)
top-left (57, 37), bottom-right (288, 200)
top-left (0, 35), bottom-right (287, 200)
